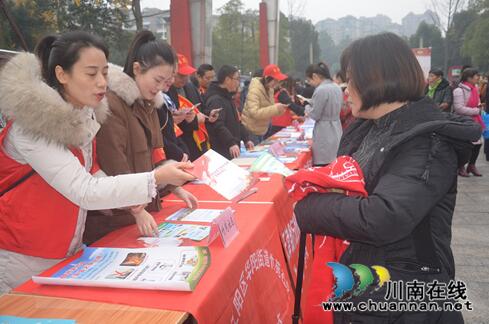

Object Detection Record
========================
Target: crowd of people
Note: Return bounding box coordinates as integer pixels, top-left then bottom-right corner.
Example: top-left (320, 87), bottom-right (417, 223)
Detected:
top-left (0, 29), bottom-right (485, 323)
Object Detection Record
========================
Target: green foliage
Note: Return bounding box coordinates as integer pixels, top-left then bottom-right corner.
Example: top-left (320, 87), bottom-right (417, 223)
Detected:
top-left (289, 18), bottom-right (320, 77)
top-left (0, 0), bottom-right (57, 50)
top-left (212, 1), bottom-right (296, 76)
top-left (463, 14), bottom-right (489, 70)
top-left (0, 0), bottom-right (133, 64)
top-left (447, 10), bottom-right (476, 68)
top-left (278, 12), bottom-right (294, 74)
top-left (318, 32), bottom-right (350, 74)
top-left (409, 22), bottom-right (444, 69)
top-left (212, 0), bottom-right (259, 75)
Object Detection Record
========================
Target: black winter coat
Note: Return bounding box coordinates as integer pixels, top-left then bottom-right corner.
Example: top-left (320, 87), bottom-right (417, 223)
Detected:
top-left (425, 78), bottom-right (453, 112)
top-left (157, 102), bottom-right (189, 161)
top-left (295, 98), bottom-right (481, 323)
top-left (204, 82), bottom-right (249, 159)
top-left (167, 83), bottom-right (209, 161)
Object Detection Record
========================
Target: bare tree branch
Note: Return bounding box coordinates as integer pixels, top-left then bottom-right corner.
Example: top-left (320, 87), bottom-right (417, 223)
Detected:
top-left (286, 0), bottom-right (307, 19)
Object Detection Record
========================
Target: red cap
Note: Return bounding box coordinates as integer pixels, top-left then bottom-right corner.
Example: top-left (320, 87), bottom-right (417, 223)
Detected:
top-left (263, 64), bottom-right (288, 81)
top-left (177, 53), bottom-right (196, 75)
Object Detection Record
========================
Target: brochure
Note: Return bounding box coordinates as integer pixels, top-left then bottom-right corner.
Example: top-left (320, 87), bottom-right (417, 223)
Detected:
top-left (186, 149), bottom-right (253, 200)
top-left (157, 223), bottom-right (211, 241)
top-left (32, 246), bottom-right (210, 291)
top-left (249, 152), bottom-right (294, 176)
top-left (165, 208), bottom-right (223, 223)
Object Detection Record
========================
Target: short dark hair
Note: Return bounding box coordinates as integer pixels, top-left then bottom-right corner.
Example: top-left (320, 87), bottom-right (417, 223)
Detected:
top-left (460, 68), bottom-right (479, 82)
top-left (197, 63), bottom-right (214, 77)
top-left (429, 68), bottom-right (443, 77)
top-left (217, 64), bottom-right (238, 84)
top-left (305, 62), bottom-right (331, 80)
top-left (341, 32), bottom-right (425, 111)
top-left (35, 31), bottom-right (108, 91)
top-left (123, 30), bottom-right (176, 78)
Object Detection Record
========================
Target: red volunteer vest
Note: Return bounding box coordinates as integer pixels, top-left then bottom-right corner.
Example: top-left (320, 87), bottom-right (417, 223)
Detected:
top-left (0, 122), bottom-right (100, 258)
top-left (271, 90), bottom-right (295, 127)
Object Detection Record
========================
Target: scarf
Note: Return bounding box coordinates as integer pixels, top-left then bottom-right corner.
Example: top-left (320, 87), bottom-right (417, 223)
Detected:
top-left (285, 156), bottom-right (367, 324)
top-left (427, 79), bottom-right (442, 98)
top-left (462, 81), bottom-right (485, 130)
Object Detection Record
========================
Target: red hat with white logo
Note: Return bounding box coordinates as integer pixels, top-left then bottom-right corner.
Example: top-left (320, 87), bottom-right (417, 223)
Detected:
top-left (177, 53), bottom-right (197, 75)
top-left (263, 64), bottom-right (288, 81)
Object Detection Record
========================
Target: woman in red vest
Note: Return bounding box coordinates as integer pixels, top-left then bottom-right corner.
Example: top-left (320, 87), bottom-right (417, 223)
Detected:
top-left (0, 31), bottom-right (195, 293)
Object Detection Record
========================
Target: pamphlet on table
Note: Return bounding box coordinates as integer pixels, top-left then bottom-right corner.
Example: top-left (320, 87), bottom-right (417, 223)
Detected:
top-left (32, 246), bottom-right (210, 291)
top-left (186, 149), bottom-right (254, 200)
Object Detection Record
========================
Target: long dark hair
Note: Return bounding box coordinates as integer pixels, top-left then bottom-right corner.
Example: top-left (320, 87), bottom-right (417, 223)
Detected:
top-left (35, 31), bottom-right (108, 91)
top-left (123, 30), bottom-right (176, 78)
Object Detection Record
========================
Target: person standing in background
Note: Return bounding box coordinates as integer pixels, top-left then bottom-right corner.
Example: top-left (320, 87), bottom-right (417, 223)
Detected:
top-left (453, 68), bottom-right (484, 176)
top-left (425, 68), bottom-right (453, 112)
top-left (195, 63), bottom-right (215, 96)
top-left (334, 70), bottom-right (355, 129)
top-left (241, 64), bottom-right (288, 144)
top-left (204, 65), bottom-right (253, 159)
top-left (305, 62), bottom-right (343, 166)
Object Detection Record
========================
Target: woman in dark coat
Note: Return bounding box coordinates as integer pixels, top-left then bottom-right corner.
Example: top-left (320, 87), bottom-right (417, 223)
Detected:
top-left (295, 33), bottom-right (481, 323)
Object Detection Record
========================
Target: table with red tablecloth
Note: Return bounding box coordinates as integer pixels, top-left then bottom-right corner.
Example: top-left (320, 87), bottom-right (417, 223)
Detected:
top-left (15, 182), bottom-right (313, 324)
top-left (13, 124), bottom-right (316, 323)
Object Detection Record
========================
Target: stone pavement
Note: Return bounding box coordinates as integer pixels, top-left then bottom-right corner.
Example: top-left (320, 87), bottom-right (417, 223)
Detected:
top-left (453, 155), bottom-right (489, 323)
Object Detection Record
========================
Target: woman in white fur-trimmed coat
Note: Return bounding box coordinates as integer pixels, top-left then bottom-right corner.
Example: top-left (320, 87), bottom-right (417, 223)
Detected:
top-left (0, 31), bottom-right (195, 293)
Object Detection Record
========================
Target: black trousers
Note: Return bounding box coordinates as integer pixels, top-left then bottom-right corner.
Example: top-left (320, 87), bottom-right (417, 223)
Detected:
top-left (469, 144), bottom-right (482, 165)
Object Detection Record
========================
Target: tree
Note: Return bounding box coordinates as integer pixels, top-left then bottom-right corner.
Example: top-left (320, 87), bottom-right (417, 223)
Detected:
top-left (462, 13), bottom-right (489, 70)
top-left (0, 0), bottom-right (57, 50)
top-left (289, 18), bottom-right (320, 77)
top-left (446, 9), bottom-right (476, 68)
top-left (409, 21), bottom-right (444, 69)
top-left (429, 0), bottom-right (467, 70)
top-left (131, 0), bottom-right (143, 32)
top-left (278, 12), bottom-right (294, 73)
top-left (212, 0), bottom-right (259, 74)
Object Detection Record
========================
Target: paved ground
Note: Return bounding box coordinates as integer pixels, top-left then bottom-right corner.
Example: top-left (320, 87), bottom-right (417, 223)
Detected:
top-left (453, 155), bottom-right (489, 323)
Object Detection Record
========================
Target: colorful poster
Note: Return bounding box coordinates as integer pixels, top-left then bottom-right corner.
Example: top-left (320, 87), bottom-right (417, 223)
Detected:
top-left (33, 247), bottom-right (210, 291)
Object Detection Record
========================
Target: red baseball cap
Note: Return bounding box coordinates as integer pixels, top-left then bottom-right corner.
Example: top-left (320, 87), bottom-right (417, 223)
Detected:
top-left (177, 53), bottom-right (197, 75)
top-left (263, 64), bottom-right (288, 81)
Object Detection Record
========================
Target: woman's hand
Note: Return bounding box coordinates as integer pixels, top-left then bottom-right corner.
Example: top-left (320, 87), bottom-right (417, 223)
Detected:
top-left (229, 144), bottom-right (240, 158)
top-left (172, 187), bottom-right (199, 209)
top-left (155, 162), bottom-right (195, 186)
top-left (131, 206), bottom-right (158, 237)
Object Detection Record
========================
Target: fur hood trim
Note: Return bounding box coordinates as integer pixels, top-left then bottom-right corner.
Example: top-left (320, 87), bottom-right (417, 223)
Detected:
top-left (0, 52), bottom-right (109, 147)
top-left (108, 64), bottom-right (164, 108)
